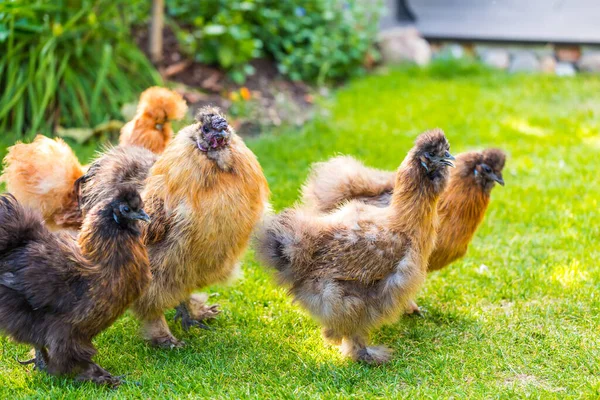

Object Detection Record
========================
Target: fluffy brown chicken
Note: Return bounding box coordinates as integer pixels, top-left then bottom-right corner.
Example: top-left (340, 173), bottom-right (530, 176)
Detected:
top-left (72, 107), bottom-right (270, 347)
top-left (0, 186), bottom-right (151, 387)
top-left (255, 129), bottom-right (454, 364)
top-left (119, 86), bottom-right (188, 153)
top-left (0, 87), bottom-right (187, 231)
top-left (0, 136), bottom-right (85, 231)
top-left (301, 149), bottom-right (506, 272)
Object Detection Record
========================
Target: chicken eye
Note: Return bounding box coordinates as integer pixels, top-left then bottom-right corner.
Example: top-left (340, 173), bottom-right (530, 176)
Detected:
top-left (482, 165), bottom-right (492, 173)
top-left (444, 151), bottom-right (451, 158)
top-left (202, 126), bottom-right (210, 134)
top-left (425, 152), bottom-right (432, 158)
top-left (122, 205), bottom-right (130, 213)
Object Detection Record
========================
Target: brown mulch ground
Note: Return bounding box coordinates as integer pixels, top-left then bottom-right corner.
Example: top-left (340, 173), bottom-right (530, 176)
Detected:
top-left (134, 26), bottom-right (316, 136)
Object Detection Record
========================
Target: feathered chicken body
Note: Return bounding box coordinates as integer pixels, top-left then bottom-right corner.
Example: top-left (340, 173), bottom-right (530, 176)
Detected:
top-left (75, 107), bottom-right (269, 346)
top-left (256, 129), bottom-right (454, 363)
top-left (1, 87), bottom-right (187, 231)
top-left (301, 149), bottom-right (506, 271)
top-left (0, 186), bottom-right (151, 386)
top-left (78, 145), bottom-right (157, 216)
top-left (302, 155), bottom-right (395, 213)
top-left (428, 149), bottom-right (505, 270)
top-left (134, 108), bottom-right (269, 346)
top-left (1, 136), bottom-right (85, 231)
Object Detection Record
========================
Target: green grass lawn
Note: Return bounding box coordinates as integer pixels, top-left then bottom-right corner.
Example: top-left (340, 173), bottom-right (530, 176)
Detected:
top-left (1, 62), bottom-right (599, 398)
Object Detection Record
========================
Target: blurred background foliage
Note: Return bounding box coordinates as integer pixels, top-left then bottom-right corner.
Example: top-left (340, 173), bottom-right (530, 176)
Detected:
top-left (0, 0), bottom-right (162, 139)
top-left (166, 0), bottom-right (382, 84)
top-left (0, 0), bottom-right (381, 137)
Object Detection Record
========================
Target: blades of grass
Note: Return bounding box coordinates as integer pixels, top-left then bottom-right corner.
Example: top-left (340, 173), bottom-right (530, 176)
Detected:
top-left (60, 3), bottom-right (91, 32)
top-left (0, 66), bottom-right (28, 121)
top-left (72, 71), bottom-right (92, 124)
top-left (26, 45), bottom-right (41, 129)
top-left (61, 69), bottom-right (87, 127)
top-left (13, 95), bottom-right (24, 135)
top-left (90, 44), bottom-right (112, 115)
top-left (30, 51), bottom-right (68, 134)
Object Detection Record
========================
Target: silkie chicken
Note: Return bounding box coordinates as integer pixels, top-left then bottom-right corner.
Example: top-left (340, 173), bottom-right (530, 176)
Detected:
top-left (255, 129), bottom-right (454, 364)
top-left (301, 149), bottom-right (506, 271)
top-left (74, 107), bottom-right (270, 347)
top-left (0, 185), bottom-right (151, 387)
top-left (119, 86), bottom-right (188, 153)
top-left (301, 149), bottom-right (506, 314)
top-left (0, 87), bottom-right (187, 232)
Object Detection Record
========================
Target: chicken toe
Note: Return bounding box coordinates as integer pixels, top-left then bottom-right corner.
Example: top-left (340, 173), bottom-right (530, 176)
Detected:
top-left (17, 347), bottom-right (48, 371)
top-left (76, 363), bottom-right (121, 388)
top-left (405, 299), bottom-right (424, 317)
top-left (174, 301), bottom-right (216, 331)
top-left (341, 335), bottom-right (393, 365)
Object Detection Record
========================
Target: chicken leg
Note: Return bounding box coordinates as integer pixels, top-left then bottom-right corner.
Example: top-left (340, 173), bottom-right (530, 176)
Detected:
top-left (17, 347), bottom-right (49, 371)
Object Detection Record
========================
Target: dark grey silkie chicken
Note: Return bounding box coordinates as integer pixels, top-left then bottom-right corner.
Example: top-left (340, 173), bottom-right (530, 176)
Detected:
top-left (0, 185), bottom-right (151, 387)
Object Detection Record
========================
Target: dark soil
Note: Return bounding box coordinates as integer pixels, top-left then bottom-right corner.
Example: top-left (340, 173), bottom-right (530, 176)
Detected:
top-left (133, 26), bottom-right (316, 135)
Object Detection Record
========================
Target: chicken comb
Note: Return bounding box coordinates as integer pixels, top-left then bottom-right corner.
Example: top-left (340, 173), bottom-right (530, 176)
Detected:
top-left (211, 115), bottom-right (228, 131)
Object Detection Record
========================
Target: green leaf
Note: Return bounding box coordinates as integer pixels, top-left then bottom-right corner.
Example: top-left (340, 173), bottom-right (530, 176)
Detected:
top-left (217, 45), bottom-right (234, 68)
top-left (56, 126), bottom-right (94, 144)
top-left (204, 24), bottom-right (226, 36)
top-left (0, 23), bottom-right (8, 42)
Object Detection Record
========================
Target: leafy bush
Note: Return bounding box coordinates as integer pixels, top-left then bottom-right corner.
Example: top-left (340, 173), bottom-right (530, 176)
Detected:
top-left (167, 0), bottom-right (262, 84)
top-left (166, 0), bottom-right (382, 83)
top-left (254, 0), bottom-right (382, 84)
top-left (0, 0), bottom-right (161, 138)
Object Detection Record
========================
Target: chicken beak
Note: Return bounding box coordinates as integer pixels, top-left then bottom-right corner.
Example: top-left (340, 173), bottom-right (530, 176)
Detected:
top-left (134, 210), bottom-right (151, 223)
top-left (490, 173), bottom-right (505, 186)
top-left (215, 130), bottom-right (227, 140)
top-left (438, 152), bottom-right (456, 168)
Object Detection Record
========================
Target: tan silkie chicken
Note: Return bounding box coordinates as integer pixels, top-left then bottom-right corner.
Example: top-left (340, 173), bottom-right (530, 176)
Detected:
top-left (301, 149), bottom-right (506, 314)
top-left (1, 87), bottom-right (187, 231)
top-left (301, 149), bottom-right (506, 271)
top-left (119, 86), bottom-right (188, 154)
top-left (255, 129), bottom-right (455, 364)
top-left (74, 107), bottom-right (270, 347)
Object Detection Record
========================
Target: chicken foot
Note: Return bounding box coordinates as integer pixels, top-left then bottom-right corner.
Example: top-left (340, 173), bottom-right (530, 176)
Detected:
top-left (17, 347), bottom-right (49, 371)
top-left (174, 293), bottom-right (220, 331)
top-left (76, 362), bottom-right (121, 388)
top-left (141, 315), bottom-right (185, 348)
top-left (340, 334), bottom-right (392, 365)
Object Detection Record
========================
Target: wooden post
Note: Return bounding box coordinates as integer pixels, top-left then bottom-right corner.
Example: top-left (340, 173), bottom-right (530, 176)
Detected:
top-left (149, 0), bottom-right (164, 63)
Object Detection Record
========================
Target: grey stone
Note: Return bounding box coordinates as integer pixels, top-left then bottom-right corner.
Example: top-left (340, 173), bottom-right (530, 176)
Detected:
top-left (581, 45), bottom-right (600, 55)
top-left (510, 45), bottom-right (554, 58)
top-left (477, 44), bottom-right (553, 58)
top-left (509, 52), bottom-right (540, 73)
top-left (555, 62), bottom-right (576, 77)
top-left (540, 55), bottom-right (556, 74)
top-left (445, 43), bottom-right (465, 59)
top-left (481, 49), bottom-right (510, 70)
top-left (578, 52), bottom-right (600, 72)
top-left (433, 43), bottom-right (465, 60)
top-left (378, 27), bottom-right (432, 66)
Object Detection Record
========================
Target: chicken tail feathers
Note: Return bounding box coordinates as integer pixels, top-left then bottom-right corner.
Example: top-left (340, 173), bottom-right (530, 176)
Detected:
top-left (0, 194), bottom-right (45, 257)
top-left (254, 214), bottom-right (294, 275)
top-left (1, 135), bottom-right (84, 229)
top-left (301, 156), bottom-right (395, 213)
